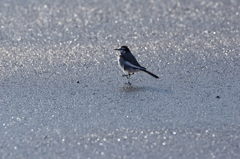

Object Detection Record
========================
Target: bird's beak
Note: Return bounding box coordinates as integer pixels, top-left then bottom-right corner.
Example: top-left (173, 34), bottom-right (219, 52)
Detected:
top-left (114, 48), bottom-right (120, 50)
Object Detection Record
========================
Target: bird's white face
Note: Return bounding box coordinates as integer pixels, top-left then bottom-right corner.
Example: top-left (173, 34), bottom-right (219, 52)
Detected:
top-left (119, 49), bottom-right (126, 54)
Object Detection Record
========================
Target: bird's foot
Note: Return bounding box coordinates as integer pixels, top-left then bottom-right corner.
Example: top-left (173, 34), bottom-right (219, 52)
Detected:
top-left (122, 74), bottom-right (128, 77)
top-left (125, 82), bottom-right (132, 85)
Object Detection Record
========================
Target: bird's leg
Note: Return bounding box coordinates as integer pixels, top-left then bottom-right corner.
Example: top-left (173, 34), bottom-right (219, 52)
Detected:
top-left (127, 73), bottom-right (131, 85)
top-left (122, 73), bottom-right (133, 85)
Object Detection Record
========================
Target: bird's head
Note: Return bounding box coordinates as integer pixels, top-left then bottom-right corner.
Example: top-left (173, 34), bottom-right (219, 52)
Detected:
top-left (114, 46), bottom-right (130, 54)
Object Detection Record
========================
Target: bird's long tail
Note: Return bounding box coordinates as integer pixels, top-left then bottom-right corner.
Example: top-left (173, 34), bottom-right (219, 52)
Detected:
top-left (142, 70), bottom-right (159, 78)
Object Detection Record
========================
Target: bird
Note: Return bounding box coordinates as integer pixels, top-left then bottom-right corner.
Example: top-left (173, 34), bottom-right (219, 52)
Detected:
top-left (114, 46), bottom-right (159, 85)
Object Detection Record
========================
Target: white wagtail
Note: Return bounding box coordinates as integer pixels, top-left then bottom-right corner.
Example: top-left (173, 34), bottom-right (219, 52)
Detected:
top-left (115, 46), bottom-right (159, 85)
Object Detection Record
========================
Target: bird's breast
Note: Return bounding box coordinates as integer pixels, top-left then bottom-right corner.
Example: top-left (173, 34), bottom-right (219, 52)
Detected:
top-left (118, 56), bottom-right (125, 69)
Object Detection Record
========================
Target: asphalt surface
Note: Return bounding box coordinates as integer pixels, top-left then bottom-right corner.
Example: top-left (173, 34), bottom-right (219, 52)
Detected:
top-left (0, 0), bottom-right (240, 158)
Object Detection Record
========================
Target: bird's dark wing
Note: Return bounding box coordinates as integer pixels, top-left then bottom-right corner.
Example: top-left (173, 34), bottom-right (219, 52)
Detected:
top-left (121, 53), bottom-right (146, 69)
